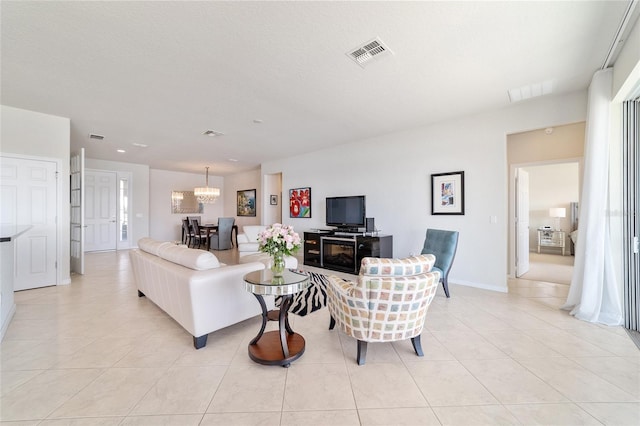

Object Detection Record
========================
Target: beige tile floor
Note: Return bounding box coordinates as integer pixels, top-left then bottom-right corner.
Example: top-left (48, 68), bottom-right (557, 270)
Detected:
top-left (1, 249), bottom-right (639, 425)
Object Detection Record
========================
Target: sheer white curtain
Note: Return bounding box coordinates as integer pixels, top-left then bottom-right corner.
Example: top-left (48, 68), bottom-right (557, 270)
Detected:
top-left (562, 68), bottom-right (623, 326)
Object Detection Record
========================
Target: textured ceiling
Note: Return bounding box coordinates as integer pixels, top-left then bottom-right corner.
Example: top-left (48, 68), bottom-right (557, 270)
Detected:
top-left (1, 1), bottom-right (632, 175)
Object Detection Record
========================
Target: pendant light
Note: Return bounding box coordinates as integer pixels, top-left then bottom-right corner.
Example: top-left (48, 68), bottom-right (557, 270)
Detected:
top-left (194, 166), bottom-right (220, 203)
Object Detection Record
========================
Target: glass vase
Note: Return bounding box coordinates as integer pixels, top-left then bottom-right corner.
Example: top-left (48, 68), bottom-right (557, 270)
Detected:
top-left (271, 252), bottom-right (286, 277)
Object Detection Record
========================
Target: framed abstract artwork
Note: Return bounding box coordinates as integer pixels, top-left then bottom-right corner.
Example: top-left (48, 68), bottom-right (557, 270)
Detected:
top-left (431, 171), bottom-right (465, 215)
top-left (289, 187), bottom-right (311, 218)
top-left (237, 189), bottom-right (257, 216)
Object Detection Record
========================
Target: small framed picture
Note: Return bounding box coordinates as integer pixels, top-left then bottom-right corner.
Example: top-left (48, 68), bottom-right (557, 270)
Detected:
top-left (431, 171), bottom-right (465, 215)
top-left (270, 194), bottom-right (278, 205)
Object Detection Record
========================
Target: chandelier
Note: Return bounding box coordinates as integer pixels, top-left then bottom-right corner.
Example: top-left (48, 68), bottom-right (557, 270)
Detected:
top-left (194, 166), bottom-right (220, 204)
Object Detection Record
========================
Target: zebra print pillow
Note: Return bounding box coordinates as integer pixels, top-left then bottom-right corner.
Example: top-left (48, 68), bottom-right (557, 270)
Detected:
top-left (275, 271), bottom-right (329, 316)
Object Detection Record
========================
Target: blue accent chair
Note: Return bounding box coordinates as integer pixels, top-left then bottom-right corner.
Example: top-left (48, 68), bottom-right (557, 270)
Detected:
top-left (421, 229), bottom-right (459, 298)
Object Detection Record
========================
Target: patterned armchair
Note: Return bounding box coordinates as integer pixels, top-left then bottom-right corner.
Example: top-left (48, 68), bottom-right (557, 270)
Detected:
top-left (326, 255), bottom-right (440, 365)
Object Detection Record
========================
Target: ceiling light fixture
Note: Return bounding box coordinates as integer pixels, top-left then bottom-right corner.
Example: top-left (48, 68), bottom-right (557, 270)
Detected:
top-left (132, 142), bottom-right (148, 148)
top-left (117, 149), bottom-right (126, 153)
top-left (194, 166), bottom-right (220, 204)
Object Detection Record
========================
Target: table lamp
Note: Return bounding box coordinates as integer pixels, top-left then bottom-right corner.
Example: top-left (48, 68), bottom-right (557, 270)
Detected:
top-left (549, 207), bottom-right (566, 231)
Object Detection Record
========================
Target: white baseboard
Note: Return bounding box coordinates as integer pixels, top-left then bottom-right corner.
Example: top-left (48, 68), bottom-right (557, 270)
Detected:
top-left (1, 303), bottom-right (16, 342)
top-left (451, 279), bottom-right (509, 293)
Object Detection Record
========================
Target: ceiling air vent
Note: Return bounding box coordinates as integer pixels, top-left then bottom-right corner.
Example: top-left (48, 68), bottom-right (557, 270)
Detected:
top-left (89, 133), bottom-right (105, 140)
top-left (347, 37), bottom-right (392, 67)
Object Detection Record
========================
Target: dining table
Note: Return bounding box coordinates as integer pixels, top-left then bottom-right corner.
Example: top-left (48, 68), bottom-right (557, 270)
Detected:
top-left (201, 223), bottom-right (239, 251)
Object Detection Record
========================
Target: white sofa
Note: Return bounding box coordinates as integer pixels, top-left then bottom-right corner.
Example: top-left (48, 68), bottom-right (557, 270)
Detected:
top-left (237, 225), bottom-right (268, 256)
top-left (129, 238), bottom-right (273, 349)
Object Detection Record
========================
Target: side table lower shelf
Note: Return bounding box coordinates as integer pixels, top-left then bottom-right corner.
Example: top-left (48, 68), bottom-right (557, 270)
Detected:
top-left (248, 329), bottom-right (305, 366)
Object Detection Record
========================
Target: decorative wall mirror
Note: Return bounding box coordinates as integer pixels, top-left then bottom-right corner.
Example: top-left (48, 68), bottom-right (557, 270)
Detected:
top-left (171, 191), bottom-right (203, 214)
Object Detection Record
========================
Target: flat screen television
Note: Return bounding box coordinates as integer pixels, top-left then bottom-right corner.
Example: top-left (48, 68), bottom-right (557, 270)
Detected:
top-left (326, 195), bottom-right (366, 229)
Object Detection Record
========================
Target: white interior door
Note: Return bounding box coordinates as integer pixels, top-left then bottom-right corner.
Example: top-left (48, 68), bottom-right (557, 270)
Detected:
top-left (84, 170), bottom-right (117, 252)
top-left (70, 149), bottom-right (85, 274)
top-left (0, 156), bottom-right (58, 290)
top-left (516, 168), bottom-right (530, 277)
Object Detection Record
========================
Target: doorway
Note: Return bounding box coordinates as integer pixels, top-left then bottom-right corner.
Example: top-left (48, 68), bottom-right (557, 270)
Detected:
top-left (507, 122), bottom-right (585, 285)
top-left (514, 161), bottom-right (580, 284)
top-left (84, 169), bottom-right (117, 252)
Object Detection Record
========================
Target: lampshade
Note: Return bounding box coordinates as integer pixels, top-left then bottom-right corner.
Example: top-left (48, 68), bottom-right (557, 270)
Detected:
top-left (549, 207), bottom-right (566, 231)
top-left (194, 167), bottom-right (220, 204)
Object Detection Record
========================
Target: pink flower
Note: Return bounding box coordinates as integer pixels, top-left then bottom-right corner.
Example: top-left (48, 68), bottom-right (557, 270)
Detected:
top-left (258, 223), bottom-right (301, 257)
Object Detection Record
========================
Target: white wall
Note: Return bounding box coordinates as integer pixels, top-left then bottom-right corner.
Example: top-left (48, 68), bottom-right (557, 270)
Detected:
top-left (522, 163), bottom-right (580, 251)
top-left (149, 169), bottom-right (224, 242)
top-left (262, 173), bottom-right (282, 226)
top-left (262, 90), bottom-right (588, 292)
top-left (223, 169), bottom-right (262, 231)
top-left (85, 159), bottom-right (150, 247)
top-left (1, 105), bottom-right (71, 284)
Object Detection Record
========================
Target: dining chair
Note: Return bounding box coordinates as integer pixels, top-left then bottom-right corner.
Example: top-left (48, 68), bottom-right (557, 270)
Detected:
top-left (209, 217), bottom-right (235, 250)
top-left (189, 218), bottom-right (208, 249)
top-left (181, 218), bottom-right (193, 246)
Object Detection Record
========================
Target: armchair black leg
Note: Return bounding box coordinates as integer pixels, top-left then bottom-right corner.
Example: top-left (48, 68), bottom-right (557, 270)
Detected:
top-left (137, 290), bottom-right (145, 297)
top-left (329, 315), bottom-right (336, 330)
top-left (411, 335), bottom-right (424, 357)
top-left (356, 340), bottom-right (368, 365)
top-left (442, 277), bottom-right (450, 298)
top-left (193, 334), bottom-right (208, 349)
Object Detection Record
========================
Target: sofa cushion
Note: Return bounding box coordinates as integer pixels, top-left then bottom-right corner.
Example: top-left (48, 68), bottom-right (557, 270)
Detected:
top-left (138, 237), bottom-right (173, 256)
top-left (157, 244), bottom-right (221, 270)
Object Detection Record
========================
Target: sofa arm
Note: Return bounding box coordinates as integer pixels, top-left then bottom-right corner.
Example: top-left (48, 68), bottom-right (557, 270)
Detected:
top-left (237, 233), bottom-right (250, 244)
top-left (187, 261), bottom-right (272, 336)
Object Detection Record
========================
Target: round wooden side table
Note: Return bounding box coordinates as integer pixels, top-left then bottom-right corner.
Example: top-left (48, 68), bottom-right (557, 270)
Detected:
top-left (244, 268), bottom-right (310, 367)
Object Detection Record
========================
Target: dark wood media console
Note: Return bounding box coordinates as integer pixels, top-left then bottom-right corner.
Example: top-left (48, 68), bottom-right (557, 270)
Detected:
top-left (303, 231), bottom-right (393, 275)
